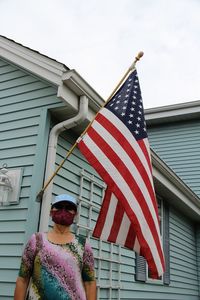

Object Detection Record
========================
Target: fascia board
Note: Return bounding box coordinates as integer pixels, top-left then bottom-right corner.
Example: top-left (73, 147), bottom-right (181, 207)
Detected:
top-left (0, 36), bottom-right (66, 86)
top-left (152, 151), bottom-right (200, 220)
top-left (145, 101), bottom-right (200, 124)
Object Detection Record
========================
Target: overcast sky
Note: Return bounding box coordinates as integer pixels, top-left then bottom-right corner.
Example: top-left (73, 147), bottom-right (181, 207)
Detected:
top-left (1, 0), bottom-right (200, 108)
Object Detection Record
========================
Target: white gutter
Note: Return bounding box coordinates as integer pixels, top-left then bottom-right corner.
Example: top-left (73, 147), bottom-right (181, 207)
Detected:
top-left (39, 95), bottom-right (88, 231)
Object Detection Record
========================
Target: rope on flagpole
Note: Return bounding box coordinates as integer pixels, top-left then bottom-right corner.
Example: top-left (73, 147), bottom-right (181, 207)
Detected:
top-left (37, 51), bottom-right (144, 199)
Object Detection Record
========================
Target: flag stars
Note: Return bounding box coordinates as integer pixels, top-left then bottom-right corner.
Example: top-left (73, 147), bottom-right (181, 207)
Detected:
top-left (106, 71), bottom-right (147, 140)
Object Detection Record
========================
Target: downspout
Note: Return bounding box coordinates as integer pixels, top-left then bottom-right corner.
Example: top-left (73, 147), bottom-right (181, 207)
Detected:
top-left (39, 95), bottom-right (88, 232)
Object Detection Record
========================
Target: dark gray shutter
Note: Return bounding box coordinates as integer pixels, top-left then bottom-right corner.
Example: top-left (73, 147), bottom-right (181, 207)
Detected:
top-left (135, 199), bottom-right (170, 283)
top-left (163, 202), bottom-right (170, 285)
top-left (135, 254), bottom-right (146, 282)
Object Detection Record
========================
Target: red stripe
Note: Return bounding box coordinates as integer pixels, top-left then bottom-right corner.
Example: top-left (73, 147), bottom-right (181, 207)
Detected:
top-left (124, 223), bottom-right (137, 249)
top-left (138, 139), bottom-right (152, 174)
top-left (93, 188), bottom-right (111, 238)
top-left (138, 139), bottom-right (159, 220)
top-left (78, 140), bottom-right (165, 274)
top-left (86, 126), bottom-right (162, 255)
top-left (107, 199), bottom-right (125, 242)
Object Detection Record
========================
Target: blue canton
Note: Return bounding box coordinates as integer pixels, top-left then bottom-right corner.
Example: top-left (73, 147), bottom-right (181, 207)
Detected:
top-left (106, 70), bottom-right (147, 141)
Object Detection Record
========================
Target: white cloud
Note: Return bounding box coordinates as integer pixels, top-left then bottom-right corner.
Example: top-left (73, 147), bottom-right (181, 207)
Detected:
top-left (1, 0), bottom-right (200, 108)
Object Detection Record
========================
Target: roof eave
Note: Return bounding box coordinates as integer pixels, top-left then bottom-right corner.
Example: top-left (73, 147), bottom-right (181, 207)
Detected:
top-left (152, 150), bottom-right (200, 221)
top-left (145, 100), bottom-right (200, 124)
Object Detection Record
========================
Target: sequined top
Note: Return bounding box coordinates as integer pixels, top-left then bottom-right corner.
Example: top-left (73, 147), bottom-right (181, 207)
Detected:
top-left (18, 232), bottom-right (95, 300)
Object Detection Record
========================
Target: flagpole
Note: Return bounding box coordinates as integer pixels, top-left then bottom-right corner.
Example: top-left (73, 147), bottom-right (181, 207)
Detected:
top-left (37, 51), bottom-right (144, 199)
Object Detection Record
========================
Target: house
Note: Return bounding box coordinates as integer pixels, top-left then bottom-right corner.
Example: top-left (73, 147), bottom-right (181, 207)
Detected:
top-left (0, 35), bottom-right (200, 299)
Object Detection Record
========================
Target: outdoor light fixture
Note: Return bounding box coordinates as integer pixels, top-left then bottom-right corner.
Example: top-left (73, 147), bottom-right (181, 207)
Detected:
top-left (0, 164), bottom-right (22, 206)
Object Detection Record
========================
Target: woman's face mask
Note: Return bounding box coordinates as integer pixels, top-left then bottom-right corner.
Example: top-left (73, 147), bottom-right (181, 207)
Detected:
top-left (51, 209), bottom-right (75, 226)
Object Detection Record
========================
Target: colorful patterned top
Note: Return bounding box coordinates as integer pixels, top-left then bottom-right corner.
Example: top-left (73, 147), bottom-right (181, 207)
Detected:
top-left (18, 232), bottom-right (95, 300)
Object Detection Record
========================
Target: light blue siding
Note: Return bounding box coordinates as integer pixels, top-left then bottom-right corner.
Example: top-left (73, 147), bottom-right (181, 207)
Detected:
top-left (0, 57), bottom-right (63, 299)
top-left (147, 120), bottom-right (200, 197)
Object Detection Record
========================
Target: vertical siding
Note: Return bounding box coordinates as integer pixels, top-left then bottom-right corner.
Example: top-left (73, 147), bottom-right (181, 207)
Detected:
top-left (52, 132), bottom-right (199, 300)
top-left (147, 120), bottom-right (200, 197)
top-left (0, 58), bottom-right (63, 299)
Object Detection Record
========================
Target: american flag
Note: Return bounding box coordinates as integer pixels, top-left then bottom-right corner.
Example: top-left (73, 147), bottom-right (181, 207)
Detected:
top-left (77, 70), bottom-right (165, 278)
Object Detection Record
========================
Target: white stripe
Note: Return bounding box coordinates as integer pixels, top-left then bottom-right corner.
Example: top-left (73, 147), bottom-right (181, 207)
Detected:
top-left (82, 134), bottom-right (163, 275)
top-left (92, 119), bottom-right (160, 234)
top-left (101, 192), bottom-right (132, 246)
top-left (116, 210), bottom-right (131, 245)
top-left (100, 108), bottom-right (152, 180)
top-left (133, 236), bottom-right (140, 253)
top-left (100, 193), bottom-right (118, 240)
top-left (143, 138), bottom-right (154, 187)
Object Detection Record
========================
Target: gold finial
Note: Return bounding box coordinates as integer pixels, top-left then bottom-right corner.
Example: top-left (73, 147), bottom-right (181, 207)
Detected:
top-left (135, 51), bottom-right (144, 62)
top-left (129, 51), bottom-right (144, 71)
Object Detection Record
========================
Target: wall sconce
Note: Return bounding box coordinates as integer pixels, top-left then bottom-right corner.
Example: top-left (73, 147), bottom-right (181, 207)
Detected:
top-left (0, 164), bottom-right (23, 206)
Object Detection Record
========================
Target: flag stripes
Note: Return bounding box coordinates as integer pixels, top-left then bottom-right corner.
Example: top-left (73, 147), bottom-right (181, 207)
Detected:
top-left (78, 70), bottom-right (165, 278)
top-left (78, 109), bottom-right (164, 277)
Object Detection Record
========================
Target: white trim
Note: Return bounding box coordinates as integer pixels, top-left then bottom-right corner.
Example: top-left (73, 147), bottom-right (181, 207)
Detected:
top-left (145, 100), bottom-right (200, 124)
top-left (0, 36), bottom-right (104, 110)
top-left (0, 36), bottom-right (66, 85)
top-left (152, 151), bottom-right (200, 220)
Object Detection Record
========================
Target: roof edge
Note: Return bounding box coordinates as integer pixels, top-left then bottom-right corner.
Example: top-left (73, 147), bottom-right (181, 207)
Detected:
top-left (0, 35), bottom-right (68, 86)
top-left (152, 149), bottom-right (200, 220)
top-left (145, 100), bottom-right (200, 124)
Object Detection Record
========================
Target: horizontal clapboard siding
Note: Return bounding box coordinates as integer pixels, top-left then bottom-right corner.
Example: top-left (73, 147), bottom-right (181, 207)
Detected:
top-left (51, 132), bottom-right (199, 299)
top-left (196, 225), bottom-right (200, 295)
top-left (0, 57), bottom-right (62, 299)
top-left (147, 120), bottom-right (200, 197)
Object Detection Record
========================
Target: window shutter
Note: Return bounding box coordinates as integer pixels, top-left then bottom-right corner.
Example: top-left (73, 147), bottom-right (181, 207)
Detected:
top-left (135, 254), bottom-right (146, 282)
top-left (163, 202), bottom-right (170, 285)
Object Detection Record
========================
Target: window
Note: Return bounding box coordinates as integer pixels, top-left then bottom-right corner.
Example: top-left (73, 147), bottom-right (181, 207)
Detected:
top-left (135, 196), bottom-right (170, 285)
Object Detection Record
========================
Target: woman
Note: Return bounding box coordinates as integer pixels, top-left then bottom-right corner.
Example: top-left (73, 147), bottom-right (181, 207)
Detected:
top-left (14, 194), bottom-right (96, 300)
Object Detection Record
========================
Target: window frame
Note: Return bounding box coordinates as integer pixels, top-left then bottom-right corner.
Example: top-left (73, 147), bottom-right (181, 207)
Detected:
top-left (135, 195), bottom-right (170, 285)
